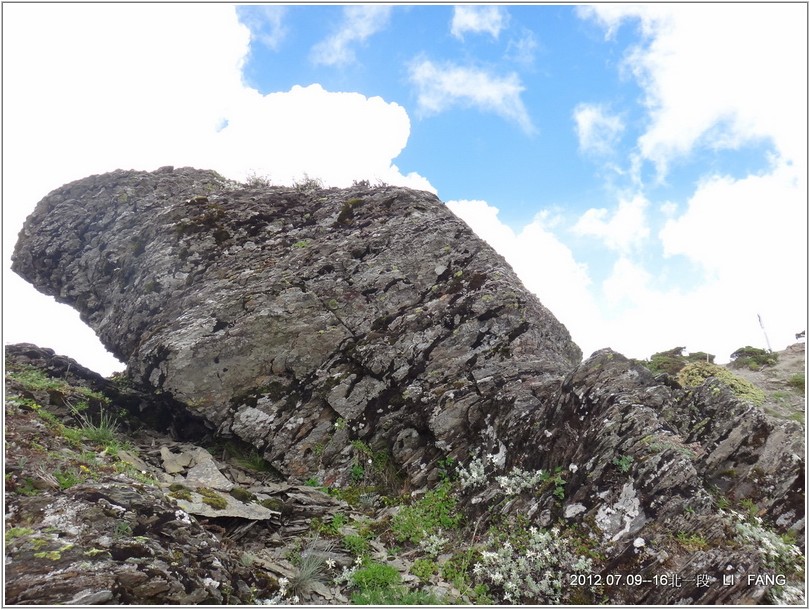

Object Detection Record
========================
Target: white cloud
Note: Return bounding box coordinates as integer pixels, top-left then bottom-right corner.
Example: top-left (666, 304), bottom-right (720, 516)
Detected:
top-left (580, 4), bottom-right (807, 176)
top-left (3, 3), bottom-right (430, 375)
top-left (505, 29), bottom-right (539, 66)
top-left (573, 195), bottom-right (650, 253)
top-left (213, 84), bottom-right (429, 189)
top-left (568, 4), bottom-right (806, 359)
top-left (573, 103), bottom-right (624, 155)
top-left (660, 164), bottom-right (806, 336)
top-left (408, 59), bottom-right (534, 133)
top-left (602, 257), bottom-right (652, 307)
top-left (310, 5), bottom-right (392, 67)
top-left (238, 5), bottom-right (288, 51)
top-left (451, 6), bottom-right (508, 40)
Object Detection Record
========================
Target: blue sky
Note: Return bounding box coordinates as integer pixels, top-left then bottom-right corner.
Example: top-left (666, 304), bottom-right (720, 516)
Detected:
top-left (3, 3), bottom-right (807, 375)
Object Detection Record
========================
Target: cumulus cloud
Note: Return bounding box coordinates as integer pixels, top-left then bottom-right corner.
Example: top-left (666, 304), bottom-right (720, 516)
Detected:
top-left (3, 3), bottom-right (429, 375)
top-left (212, 84), bottom-right (430, 189)
top-left (568, 4), bottom-right (806, 358)
top-left (602, 257), bottom-right (652, 307)
top-left (659, 164), bottom-right (807, 350)
top-left (310, 5), bottom-right (392, 67)
top-left (237, 5), bottom-right (288, 51)
top-left (573, 195), bottom-right (650, 253)
top-left (573, 103), bottom-right (624, 155)
top-left (408, 59), bottom-right (534, 133)
top-left (450, 6), bottom-right (508, 40)
top-left (580, 4), bottom-right (806, 176)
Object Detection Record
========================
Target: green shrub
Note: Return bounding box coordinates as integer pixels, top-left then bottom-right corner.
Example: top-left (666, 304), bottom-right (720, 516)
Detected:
top-left (612, 455), bottom-right (634, 474)
top-left (410, 558), bottom-right (437, 582)
top-left (677, 362), bottom-right (765, 406)
top-left (729, 346), bottom-right (778, 370)
top-left (645, 347), bottom-right (688, 375)
top-left (342, 533), bottom-right (370, 557)
top-left (54, 468), bottom-right (82, 490)
top-left (350, 587), bottom-right (443, 605)
top-left (351, 561), bottom-right (401, 591)
top-left (391, 481), bottom-right (462, 544)
top-left (787, 372), bottom-right (805, 394)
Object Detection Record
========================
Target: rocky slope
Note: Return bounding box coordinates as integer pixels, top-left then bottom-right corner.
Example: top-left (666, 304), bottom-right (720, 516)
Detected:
top-left (725, 342), bottom-right (806, 424)
top-left (7, 167), bottom-right (805, 605)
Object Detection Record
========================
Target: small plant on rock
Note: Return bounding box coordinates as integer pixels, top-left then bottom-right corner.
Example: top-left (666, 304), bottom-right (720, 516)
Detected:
top-left (391, 480), bottom-right (462, 544)
top-left (612, 455), bottom-right (634, 473)
top-left (410, 557), bottom-right (437, 582)
top-left (472, 525), bottom-right (593, 604)
top-left (288, 539), bottom-right (333, 598)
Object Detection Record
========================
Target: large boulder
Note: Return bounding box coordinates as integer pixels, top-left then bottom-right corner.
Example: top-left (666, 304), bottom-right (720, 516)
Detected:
top-left (11, 167), bottom-right (581, 486)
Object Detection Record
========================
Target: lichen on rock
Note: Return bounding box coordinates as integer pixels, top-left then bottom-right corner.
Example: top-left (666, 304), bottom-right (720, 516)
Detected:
top-left (9, 167), bottom-right (806, 605)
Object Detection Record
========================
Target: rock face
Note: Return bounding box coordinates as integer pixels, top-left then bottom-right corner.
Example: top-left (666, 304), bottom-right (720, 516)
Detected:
top-left (11, 167), bottom-right (581, 487)
top-left (11, 168), bottom-right (805, 605)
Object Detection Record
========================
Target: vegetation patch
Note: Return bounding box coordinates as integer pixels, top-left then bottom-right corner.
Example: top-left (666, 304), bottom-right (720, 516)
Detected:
top-left (409, 557), bottom-right (437, 582)
top-left (229, 487), bottom-right (256, 502)
top-left (787, 372), bottom-right (805, 394)
top-left (673, 532), bottom-right (709, 551)
top-left (640, 347), bottom-right (715, 377)
top-left (198, 487), bottom-right (228, 509)
top-left (729, 346), bottom-right (779, 370)
top-left (168, 484), bottom-right (193, 501)
top-left (391, 480), bottom-right (462, 544)
top-left (677, 362), bottom-right (766, 406)
top-left (350, 561), bottom-right (401, 593)
top-left (471, 523), bottom-right (593, 604)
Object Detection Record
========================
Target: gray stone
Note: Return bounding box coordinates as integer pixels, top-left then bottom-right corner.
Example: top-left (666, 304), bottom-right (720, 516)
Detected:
top-left (68, 589), bottom-right (114, 604)
top-left (184, 459), bottom-right (234, 491)
top-left (160, 446), bottom-right (192, 474)
top-left (174, 491), bottom-right (277, 520)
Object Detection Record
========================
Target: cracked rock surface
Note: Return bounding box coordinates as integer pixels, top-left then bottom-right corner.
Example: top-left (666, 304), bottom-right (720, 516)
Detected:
top-left (11, 167), bottom-right (581, 487)
top-left (10, 168), bottom-right (805, 604)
